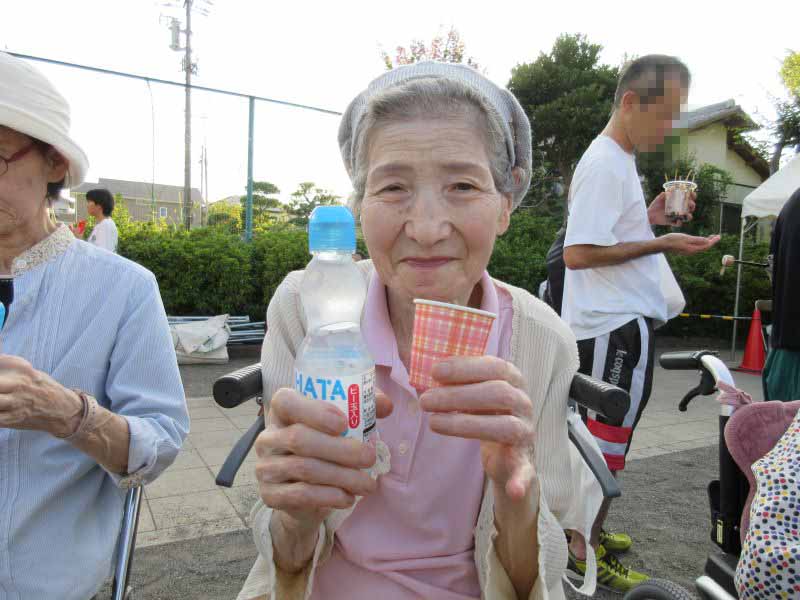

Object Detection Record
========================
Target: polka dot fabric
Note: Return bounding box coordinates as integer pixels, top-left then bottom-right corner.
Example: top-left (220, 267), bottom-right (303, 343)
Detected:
top-left (735, 409), bottom-right (800, 599)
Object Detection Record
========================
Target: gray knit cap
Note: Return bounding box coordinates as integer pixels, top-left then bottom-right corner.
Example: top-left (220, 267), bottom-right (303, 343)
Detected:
top-left (338, 61), bottom-right (532, 210)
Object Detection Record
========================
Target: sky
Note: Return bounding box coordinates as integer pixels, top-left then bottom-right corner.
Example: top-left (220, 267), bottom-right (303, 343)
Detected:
top-left (3, 0), bottom-right (798, 204)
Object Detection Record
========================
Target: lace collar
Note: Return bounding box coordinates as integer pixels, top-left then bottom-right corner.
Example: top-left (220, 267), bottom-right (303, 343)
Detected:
top-left (11, 224), bottom-right (74, 276)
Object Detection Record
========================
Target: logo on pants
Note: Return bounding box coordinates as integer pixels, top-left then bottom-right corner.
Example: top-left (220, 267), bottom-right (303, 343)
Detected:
top-left (609, 349), bottom-right (628, 386)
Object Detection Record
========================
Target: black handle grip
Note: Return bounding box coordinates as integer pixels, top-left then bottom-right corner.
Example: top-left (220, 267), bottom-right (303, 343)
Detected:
top-left (659, 351), bottom-right (703, 370)
top-left (215, 417), bottom-right (265, 488)
top-left (213, 363), bottom-right (263, 409)
top-left (568, 419), bottom-right (621, 499)
top-left (678, 385), bottom-right (703, 412)
top-left (569, 374), bottom-right (630, 423)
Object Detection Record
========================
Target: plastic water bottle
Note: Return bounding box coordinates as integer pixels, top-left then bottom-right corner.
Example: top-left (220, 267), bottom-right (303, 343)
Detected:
top-left (294, 206), bottom-right (376, 443)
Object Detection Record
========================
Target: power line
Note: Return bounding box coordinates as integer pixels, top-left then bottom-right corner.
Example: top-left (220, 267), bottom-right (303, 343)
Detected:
top-left (7, 52), bottom-right (342, 116)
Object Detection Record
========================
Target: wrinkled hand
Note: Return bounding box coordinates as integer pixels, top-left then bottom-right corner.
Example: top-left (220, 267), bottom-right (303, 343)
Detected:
top-left (661, 232), bottom-right (721, 255)
top-left (255, 387), bottom-right (393, 532)
top-left (420, 356), bottom-right (535, 501)
top-left (649, 191), bottom-right (697, 226)
top-left (0, 355), bottom-right (82, 436)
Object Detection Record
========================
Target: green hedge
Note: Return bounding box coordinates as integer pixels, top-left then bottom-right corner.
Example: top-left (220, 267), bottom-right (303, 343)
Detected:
top-left (118, 223), bottom-right (370, 321)
top-left (117, 215), bottom-right (770, 339)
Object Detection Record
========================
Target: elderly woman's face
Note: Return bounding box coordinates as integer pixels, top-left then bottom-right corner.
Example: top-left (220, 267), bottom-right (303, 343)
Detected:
top-left (0, 126), bottom-right (66, 235)
top-left (360, 116), bottom-right (511, 306)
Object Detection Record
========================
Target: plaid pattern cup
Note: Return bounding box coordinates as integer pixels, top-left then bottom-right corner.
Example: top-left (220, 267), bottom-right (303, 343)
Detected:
top-left (408, 299), bottom-right (496, 392)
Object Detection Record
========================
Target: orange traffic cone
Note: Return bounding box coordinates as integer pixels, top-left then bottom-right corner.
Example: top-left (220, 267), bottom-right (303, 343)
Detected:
top-left (735, 308), bottom-right (766, 374)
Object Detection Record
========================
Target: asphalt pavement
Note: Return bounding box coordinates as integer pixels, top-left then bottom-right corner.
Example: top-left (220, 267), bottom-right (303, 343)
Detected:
top-left (106, 445), bottom-right (718, 600)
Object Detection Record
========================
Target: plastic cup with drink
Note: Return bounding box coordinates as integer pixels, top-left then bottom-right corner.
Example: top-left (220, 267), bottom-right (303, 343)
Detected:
top-left (663, 179), bottom-right (698, 225)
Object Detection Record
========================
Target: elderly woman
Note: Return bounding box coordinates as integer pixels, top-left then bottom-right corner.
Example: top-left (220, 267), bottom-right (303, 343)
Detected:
top-left (238, 63), bottom-right (601, 600)
top-left (0, 52), bottom-right (188, 599)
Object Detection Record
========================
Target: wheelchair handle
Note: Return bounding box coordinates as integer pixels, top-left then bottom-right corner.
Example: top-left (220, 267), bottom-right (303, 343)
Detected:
top-left (216, 417), bottom-right (265, 488)
top-left (569, 373), bottom-right (630, 422)
top-left (213, 363), bottom-right (263, 408)
top-left (660, 351), bottom-right (721, 411)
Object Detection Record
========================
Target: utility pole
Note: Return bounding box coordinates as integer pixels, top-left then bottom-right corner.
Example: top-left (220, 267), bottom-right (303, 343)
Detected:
top-left (203, 142), bottom-right (209, 225)
top-left (183, 0), bottom-right (192, 230)
top-left (163, 0), bottom-right (212, 230)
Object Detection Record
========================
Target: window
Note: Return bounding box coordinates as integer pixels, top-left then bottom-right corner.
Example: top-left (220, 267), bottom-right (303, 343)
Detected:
top-left (159, 207), bottom-right (168, 218)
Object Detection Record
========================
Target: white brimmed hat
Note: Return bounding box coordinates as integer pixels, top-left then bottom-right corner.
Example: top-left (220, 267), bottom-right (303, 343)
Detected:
top-left (0, 52), bottom-right (88, 186)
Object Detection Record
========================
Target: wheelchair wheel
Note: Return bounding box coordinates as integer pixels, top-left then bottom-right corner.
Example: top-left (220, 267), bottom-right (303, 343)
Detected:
top-left (623, 578), bottom-right (694, 600)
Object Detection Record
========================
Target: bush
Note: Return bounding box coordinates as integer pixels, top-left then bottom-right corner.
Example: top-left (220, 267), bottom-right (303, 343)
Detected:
top-left (250, 225), bottom-right (310, 315)
top-left (117, 209), bottom-right (769, 341)
top-left (121, 227), bottom-right (254, 317)
top-left (488, 210), bottom-right (560, 294)
top-left (661, 235), bottom-right (771, 338)
top-left (486, 210), bottom-right (769, 340)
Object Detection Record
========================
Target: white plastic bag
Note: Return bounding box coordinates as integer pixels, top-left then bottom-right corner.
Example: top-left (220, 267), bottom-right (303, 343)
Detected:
top-left (171, 315), bottom-right (231, 365)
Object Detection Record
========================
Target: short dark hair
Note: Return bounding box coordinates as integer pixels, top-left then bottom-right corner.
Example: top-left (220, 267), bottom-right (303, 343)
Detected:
top-left (31, 139), bottom-right (66, 200)
top-left (86, 188), bottom-right (115, 216)
top-left (614, 54), bottom-right (691, 108)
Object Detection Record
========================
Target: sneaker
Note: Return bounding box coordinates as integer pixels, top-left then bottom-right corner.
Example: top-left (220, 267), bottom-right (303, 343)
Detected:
top-left (599, 528), bottom-right (633, 553)
top-left (567, 545), bottom-right (649, 593)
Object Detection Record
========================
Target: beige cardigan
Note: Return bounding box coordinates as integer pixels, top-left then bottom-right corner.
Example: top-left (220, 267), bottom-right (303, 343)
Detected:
top-left (237, 262), bottom-right (602, 600)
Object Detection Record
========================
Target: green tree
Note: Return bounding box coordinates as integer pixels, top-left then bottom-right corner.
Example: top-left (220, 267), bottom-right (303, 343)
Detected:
top-left (286, 182), bottom-right (340, 227)
top-left (770, 97), bottom-right (800, 173)
top-left (240, 181), bottom-right (283, 227)
top-left (508, 34), bottom-right (619, 216)
top-left (768, 51), bottom-right (800, 173)
top-left (780, 50), bottom-right (800, 96)
top-left (381, 26), bottom-right (481, 71)
top-left (208, 201), bottom-right (242, 232)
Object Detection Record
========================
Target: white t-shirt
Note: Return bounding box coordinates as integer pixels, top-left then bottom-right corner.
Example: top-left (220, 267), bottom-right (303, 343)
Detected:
top-left (562, 136), bottom-right (678, 340)
top-left (88, 218), bottom-right (118, 253)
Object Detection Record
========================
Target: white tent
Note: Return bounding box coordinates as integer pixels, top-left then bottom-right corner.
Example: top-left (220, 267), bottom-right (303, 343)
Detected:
top-left (743, 153), bottom-right (800, 219)
top-left (731, 153), bottom-right (800, 354)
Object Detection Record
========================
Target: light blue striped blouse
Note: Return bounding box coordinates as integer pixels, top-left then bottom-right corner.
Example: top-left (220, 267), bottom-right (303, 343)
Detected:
top-left (0, 226), bottom-right (189, 600)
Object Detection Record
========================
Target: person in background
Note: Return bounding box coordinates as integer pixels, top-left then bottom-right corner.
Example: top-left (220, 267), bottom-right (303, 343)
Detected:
top-left (0, 51), bottom-right (188, 599)
top-left (762, 186), bottom-right (800, 401)
top-left (71, 187), bottom-right (119, 253)
top-left (561, 54), bottom-right (721, 591)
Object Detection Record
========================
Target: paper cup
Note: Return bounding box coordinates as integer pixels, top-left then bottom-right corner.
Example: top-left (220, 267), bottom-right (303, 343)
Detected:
top-left (408, 299), bottom-right (496, 392)
top-left (663, 180), bottom-right (697, 224)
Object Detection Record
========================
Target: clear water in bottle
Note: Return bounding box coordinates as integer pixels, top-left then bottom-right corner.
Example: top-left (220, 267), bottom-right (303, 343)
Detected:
top-left (294, 206), bottom-right (376, 443)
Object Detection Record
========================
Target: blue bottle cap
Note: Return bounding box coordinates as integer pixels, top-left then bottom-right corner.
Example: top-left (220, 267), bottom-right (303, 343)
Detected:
top-left (308, 206), bottom-right (356, 252)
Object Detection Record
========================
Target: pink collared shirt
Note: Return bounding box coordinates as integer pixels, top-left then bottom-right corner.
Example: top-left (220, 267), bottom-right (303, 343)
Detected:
top-left (310, 271), bottom-right (514, 600)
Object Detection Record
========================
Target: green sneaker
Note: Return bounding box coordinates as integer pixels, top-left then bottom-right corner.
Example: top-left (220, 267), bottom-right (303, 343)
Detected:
top-left (599, 528), bottom-right (633, 553)
top-left (567, 545), bottom-right (649, 593)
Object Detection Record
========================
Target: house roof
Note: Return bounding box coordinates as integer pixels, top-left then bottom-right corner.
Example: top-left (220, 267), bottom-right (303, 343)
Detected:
top-left (72, 178), bottom-right (202, 204)
top-left (681, 99), bottom-right (770, 180)
top-left (214, 195), bottom-right (241, 206)
top-left (682, 99), bottom-right (758, 132)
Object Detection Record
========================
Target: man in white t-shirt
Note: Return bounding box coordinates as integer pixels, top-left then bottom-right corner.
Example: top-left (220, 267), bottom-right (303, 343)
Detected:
top-left (73, 188), bottom-right (118, 253)
top-left (563, 55), bottom-right (720, 591)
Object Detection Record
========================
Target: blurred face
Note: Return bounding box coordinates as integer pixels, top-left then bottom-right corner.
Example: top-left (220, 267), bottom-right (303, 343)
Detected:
top-left (360, 116), bottom-right (511, 308)
top-left (86, 200), bottom-right (101, 218)
top-left (0, 126), bottom-right (67, 236)
top-left (624, 76), bottom-right (687, 152)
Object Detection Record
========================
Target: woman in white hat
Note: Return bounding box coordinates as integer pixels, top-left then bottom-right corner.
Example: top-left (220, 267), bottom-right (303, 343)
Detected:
top-left (0, 52), bottom-right (189, 599)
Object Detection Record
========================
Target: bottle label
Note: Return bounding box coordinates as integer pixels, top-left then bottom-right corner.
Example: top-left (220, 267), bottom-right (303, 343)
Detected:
top-left (294, 368), bottom-right (376, 442)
